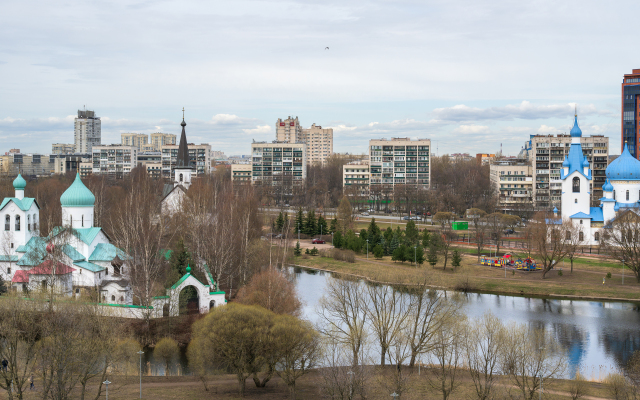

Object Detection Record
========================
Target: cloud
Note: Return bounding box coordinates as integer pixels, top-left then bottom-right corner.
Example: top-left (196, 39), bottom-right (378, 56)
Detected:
top-left (431, 101), bottom-right (608, 123)
top-left (453, 124), bottom-right (490, 134)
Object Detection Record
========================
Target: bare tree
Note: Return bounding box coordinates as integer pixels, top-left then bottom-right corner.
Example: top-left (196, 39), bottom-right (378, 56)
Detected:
top-left (467, 208), bottom-right (488, 262)
top-left (462, 313), bottom-right (505, 400)
top-left (564, 221), bottom-right (585, 274)
top-left (317, 278), bottom-right (368, 369)
top-left (600, 210), bottom-right (640, 283)
top-left (427, 317), bottom-right (466, 400)
top-left (526, 212), bottom-right (573, 279)
top-left (319, 336), bottom-right (371, 400)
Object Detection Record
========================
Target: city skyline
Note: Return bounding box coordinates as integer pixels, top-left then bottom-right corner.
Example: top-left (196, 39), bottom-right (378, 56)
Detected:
top-left (1, 0), bottom-right (635, 156)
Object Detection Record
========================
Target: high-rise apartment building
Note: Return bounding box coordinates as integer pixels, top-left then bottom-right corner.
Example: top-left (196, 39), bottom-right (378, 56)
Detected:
top-left (160, 143), bottom-right (211, 178)
top-left (52, 144), bottom-right (75, 155)
top-left (74, 110), bottom-right (101, 153)
top-left (368, 138), bottom-right (431, 188)
top-left (91, 145), bottom-right (138, 179)
top-left (151, 133), bottom-right (177, 150)
top-left (343, 162), bottom-right (370, 199)
top-left (622, 69), bottom-right (640, 158)
top-left (231, 164), bottom-right (252, 184)
top-left (250, 142), bottom-right (307, 185)
top-left (0, 153), bottom-right (55, 176)
top-left (527, 134), bottom-right (608, 210)
top-left (121, 133), bottom-right (149, 150)
top-left (275, 117), bottom-right (333, 165)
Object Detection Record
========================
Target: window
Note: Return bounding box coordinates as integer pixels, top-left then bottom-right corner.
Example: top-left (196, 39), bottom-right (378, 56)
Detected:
top-left (76, 288), bottom-right (79, 294)
top-left (575, 199), bottom-right (577, 203)
top-left (15, 215), bottom-right (20, 231)
top-left (627, 190), bottom-right (630, 201)
top-left (7, 267), bottom-right (10, 274)
top-left (33, 214), bottom-right (37, 231)
top-left (111, 295), bottom-right (115, 301)
top-left (179, 173), bottom-right (183, 182)
top-left (4, 215), bottom-right (9, 231)
top-left (27, 215), bottom-right (31, 231)
top-left (572, 177), bottom-right (580, 193)
top-left (565, 231), bottom-right (571, 240)
top-left (70, 216), bottom-right (73, 226)
top-left (579, 231), bottom-right (584, 241)
top-left (580, 220), bottom-right (583, 224)
top-left (594, 232), bottom-right (600, 241)
top-left (82, 215), bottom-right (84, 227)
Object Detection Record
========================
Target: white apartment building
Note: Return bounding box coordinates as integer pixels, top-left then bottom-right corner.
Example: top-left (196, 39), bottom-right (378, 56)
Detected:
top-left (74, 110), bottom-right (101, 153)
top-left (343, 162), bottom-right (370, 198)
top-left (91, 145), bottom-right (138, 179)
top-left (275, 117), bottom-right (333, 165)
top-left (161, 143), bottom-right (211, 178)
top-left (526, 134), bottom-right (608, 210)
top-left (121, 133), bottom-right (149, 150)
top-left (369, 138), bottom-right (431, 188)
top-left (250, 142), bottom-right (306, 185)
top-left (489, 160), bottom-right (533, 212)
top-left (52, 144), bottom-right (75, 155)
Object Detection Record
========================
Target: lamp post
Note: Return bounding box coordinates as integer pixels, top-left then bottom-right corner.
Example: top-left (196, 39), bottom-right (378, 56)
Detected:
top-left (103, 380), bottom-right (111, 400)
top-left (298, 223), bottom-right (300, 242)
top-left (391, 392), bottom-right (400, 399)
top-left (366, 239), bottom-right (369, 260)
top-left (414, 245), bottom-right (417, 265)
top-left (622, 258), bottom-right (625, 285)
top-left (137, 350), bottom-right (144, 398)
top-left (332, 232), bottom-right (334, 247)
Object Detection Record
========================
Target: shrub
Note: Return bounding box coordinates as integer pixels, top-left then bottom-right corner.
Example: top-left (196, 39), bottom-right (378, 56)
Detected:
top-left (451, 250), bottom-right (462, 269)
top-left (558, 269), bottom-right (563, 276)
top-left (305, 248), bottom-right (310, 255)
top-left (310, 247), bottom-right (319, 256)
top-left (293, 241), bottom-right (302, 256)
top-left (332, 249), bottom-right (356, 263)
top-left (154, 337), bottom-right (179, 377)
top-left (373, 245), bottom-right (384, 259)
top-left (606, 272), bottom-right (612, 279)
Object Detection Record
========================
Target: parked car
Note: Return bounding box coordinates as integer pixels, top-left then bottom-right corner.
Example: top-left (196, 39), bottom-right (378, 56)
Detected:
top-left (402, 216), bottom-right (410, 220)
top-left (411, 216), bottom-right (421, 220)
top-left (311, 238), bottom-right (325, 244)
top-left (361, 212), bottom-right (370, 216)
top-left (426, 212), bottom-right (432, 216)
top-left (504, 229), bottom-right (515, 235)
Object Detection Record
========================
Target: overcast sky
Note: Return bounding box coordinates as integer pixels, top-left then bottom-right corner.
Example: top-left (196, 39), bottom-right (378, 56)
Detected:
top-left (0, 0), bottom-right (635, 156)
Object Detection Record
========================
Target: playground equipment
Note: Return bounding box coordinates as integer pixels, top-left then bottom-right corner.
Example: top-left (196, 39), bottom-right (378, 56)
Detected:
top-left (480, 255), bottom-right (540, 271)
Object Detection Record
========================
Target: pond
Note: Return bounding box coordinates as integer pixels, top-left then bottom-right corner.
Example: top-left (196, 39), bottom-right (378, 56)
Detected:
top-left (290, 266), bottom-right (640, 380)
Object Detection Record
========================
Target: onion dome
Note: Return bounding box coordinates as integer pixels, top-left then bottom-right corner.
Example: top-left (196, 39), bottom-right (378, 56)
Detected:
top-left (562, 158), bottom-right (570, 167)
top-left (605, 143), bottom-right (640, 180)
top-left (570, 115), bottom-right (582, 138)
top-left (111, 255), bottom-right (123, 268)
top-left (13, 174), bottom-right (26, 190)
top-left (553, 207), bottom-right (558, 214)
top-left (582, 157), bottom-right (589, 167)
top-left (602, 179), bottom-right (613, 192)
top-left (60, 173), bottom-right (95, 207)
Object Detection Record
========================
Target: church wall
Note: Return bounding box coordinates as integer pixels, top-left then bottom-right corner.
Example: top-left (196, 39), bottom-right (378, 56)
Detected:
top-left (610, 181), bottom-right (640, 203)
top-left (61, 206), bottom-right (94, 229)
top-left (561, 171), bottom-right (591, 218)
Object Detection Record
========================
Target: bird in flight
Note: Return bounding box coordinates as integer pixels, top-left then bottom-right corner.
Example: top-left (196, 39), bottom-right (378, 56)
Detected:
top-left (325, 47), bottom-right (329, 50)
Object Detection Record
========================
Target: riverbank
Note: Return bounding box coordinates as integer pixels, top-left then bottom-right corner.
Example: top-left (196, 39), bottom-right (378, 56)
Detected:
top-left (291, 249), bottom-right (640, 302)
top-left (56, 369), bottom-right (614, 400)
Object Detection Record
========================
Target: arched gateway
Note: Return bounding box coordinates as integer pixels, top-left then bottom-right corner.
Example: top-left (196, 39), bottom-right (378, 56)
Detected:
top-left (151, 267), bottom-right (226, 317)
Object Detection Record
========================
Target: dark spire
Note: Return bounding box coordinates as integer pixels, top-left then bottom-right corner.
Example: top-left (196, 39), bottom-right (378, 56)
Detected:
top-left (177, 108), bottom-right (191, 168)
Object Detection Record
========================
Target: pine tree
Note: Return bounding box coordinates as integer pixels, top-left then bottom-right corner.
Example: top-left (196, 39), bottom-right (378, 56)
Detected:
top-left (373, 245), bottom-right (384, 259)
top-left (428, 244), bottom-right (439, 268)
top-left (294, 241), bottom-right (302, 256)
top-left (305, 210), bottom-right (317, 236)
top-left (360, 229), bottom-right (368, 243)
top-left (451, 250), bottom-right (462, 270)
top-left (404, 245), bottom-right (414, 264)
top-left (276, 212), bottom-right (285, 233)
top-left (333, 231), bottom-right (343, 249)
top-left (389, 232), bottom-right (400, 255)
top-left (367, 218), bottom-right (381, 245)
top-left (317, 215), bottom-right (328, 236)
top-left (295, 208), bottom-right (304, 234)
top-left (0, 275), bottom-right (7, 295)
top-left (329, 217), bottom-right (338, 234)
top-left (415, 246), bottom-right (425, 265)
top-left (405, 220), bottom-right (419, 245)
top-left (392, 245), bottom-right (406, 263)
top-left (421, 229), bottom-right (431, 248)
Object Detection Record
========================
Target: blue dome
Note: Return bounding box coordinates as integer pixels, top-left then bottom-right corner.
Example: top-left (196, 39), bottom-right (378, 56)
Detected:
top-left (60, 173), bottom-right (95, 207)
top-left (582, 157), bottom-right (589, 167)
top-left (562, 158), bottom-right (570, 167)
top-left (570, 115), bottom-right (582, 137)
top-left (602, 179), bottom-right (613, 192)
top-left (13, 174), bottom-right (26, 190)
top-left (605, 143), bottom-right (640, 180)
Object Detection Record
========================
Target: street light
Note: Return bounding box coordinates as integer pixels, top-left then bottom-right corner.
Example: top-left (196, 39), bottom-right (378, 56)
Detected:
top-left (298, 223), bottom-right (300, 242)
top-left (332, 232), bottom-right (334, 247)
top-left (103, 380), bottom-right (111, 400)
top-left (622, 258), bottom-right (625, 285)
top-left (414, 245), bottom-right (416, 265)
top-left (391, 393), bottom-right (400, 399)
top-left (137, 350), bottom-right (144, 398)
top-left (366, 239), bottom-right (369, 260)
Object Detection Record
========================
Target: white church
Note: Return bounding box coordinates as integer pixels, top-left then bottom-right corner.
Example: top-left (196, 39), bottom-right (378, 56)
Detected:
top-left (0, 173), bottom-right (133, 303)
top-left (560, 113), bottom-right (640, 245)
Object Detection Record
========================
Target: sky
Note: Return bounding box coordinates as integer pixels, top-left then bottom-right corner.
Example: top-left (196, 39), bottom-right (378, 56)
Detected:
top-left (0, 0), bottom-right (636, 156)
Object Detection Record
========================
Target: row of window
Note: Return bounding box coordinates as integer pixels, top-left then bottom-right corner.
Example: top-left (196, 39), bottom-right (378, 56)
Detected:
top-left (4, 214), bottom-right (37, 232)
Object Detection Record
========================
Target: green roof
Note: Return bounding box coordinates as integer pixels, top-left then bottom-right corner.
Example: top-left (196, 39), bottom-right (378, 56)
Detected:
top-left (0, 197), bottom-right (37, 212)
top-left (74, 261), bottom-right (106, 272)
top-left (170, 271), bottom-right (208, 290)
top-left (0, 255), bottom-right (19, 262)
top-left (51, 226), bottom-right (103, 245)
top-left (16, 237), bottom-right (47, 266)
top-left (13, 174), bottom-right (26, 190)
top-left (60, 173), bottom-right (95, 207)
top-left (89, 243), bottom-right (130, 261)
top-left (62, 244), bottom-right (85, 262)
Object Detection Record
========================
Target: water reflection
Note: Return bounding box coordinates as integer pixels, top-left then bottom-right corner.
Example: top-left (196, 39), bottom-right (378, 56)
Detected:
top-left (289, 266), bottom-right (640, 378)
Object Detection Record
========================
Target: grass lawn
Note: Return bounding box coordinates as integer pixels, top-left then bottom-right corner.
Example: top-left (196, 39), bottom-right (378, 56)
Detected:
top-left (293, 245), bottom-right (640, 301)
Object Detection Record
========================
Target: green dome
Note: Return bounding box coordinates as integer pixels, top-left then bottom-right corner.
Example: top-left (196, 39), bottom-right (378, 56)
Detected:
top-left (60, 173), bottom-right (95, 207)
top-left (13, 174), bottom-right (26, 190)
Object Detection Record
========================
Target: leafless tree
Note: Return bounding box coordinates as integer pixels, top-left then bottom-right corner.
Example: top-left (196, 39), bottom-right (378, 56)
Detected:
top-left (467, 208), bottom-right (488, 262)
top-left (600, 210), bottom-right (640, 283)
top-left (564, 221), bottom-right (585, 274)
top-left (462, 313), bottom-right (505, 400)
top-left (426, 317), bottom-right (466, 400)
top-left (526, 212), bottom-right (573, 279)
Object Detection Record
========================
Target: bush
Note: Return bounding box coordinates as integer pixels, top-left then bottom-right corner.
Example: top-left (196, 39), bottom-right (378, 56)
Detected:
top-left (293, 241), bottom-right (302, 256)
top-left (373, 245), bottom-right (384, 259)
top-left (606, 272), bottom-right (612, 279)
top-left (305, 248), bottom-right (310, 255)
top-left (558, 269), bottom-right (563, 276)
top-left (310, 247), bottom-right (319, 256)
top-left (332, 249), bottom-right (356, 263)
top-left (154, 337), bottom-right (179, 377)
top-left (451, 250), bottom-right (462, 269)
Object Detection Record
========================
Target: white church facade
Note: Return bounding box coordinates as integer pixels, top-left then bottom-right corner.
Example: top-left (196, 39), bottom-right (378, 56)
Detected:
top-left (560, 114), bottom-right (640, 245)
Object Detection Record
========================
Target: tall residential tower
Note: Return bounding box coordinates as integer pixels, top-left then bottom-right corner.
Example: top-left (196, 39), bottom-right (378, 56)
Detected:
top-left (74, 110), bottom-right (101, 153)
top-left (622, 69), bottom-right (640, 158)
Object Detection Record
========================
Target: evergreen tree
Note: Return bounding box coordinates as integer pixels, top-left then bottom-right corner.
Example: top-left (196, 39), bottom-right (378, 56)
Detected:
top-left (421, 229), bottom-right (431, 248)
top-left (166, 239), bottom-right (193, 288)
top-left (451, 250), bottom-right (462, 269)
top-left (378, 236), bottom-right (388, 256)
top-left (404, 245), bottom-right (415, 264)
top-left (0, 275), bottom-right (7, 295)
top-left (333, 231), bottom-right (344, 249)
top-left (383, 227), bottom-right (394, 244)
top-left (359, 229), bottom-right (368, 243)
top-left (295, 208), bottom-right (305, 234)
top-left (373, 245), bottom-right (384, 259)
top-left (276, 212), bottom-right (285, 233)
top-left (427, 244), bottom-right (439, 267)
top-left (405, 220), bottom-right (419, 245)
top-left (310, 247), bottom-right (319, 256)
top-left (283, 211), bottom-right (290, 232)
top-left (392, 245), bottom-right (406, 263)
top-left (305, 210), bottom-right (317, 236)
top-left (367, 218), bottom-right (381, 245)
top-left (293, 241), bottom-right (302, 256)
top-left (317, 215), bottom-right (328, 236)
top-left (415, 246), bottom-right (425, 265)
top-left (329, 217), bottom-right (338, 234)
top-left (389, 232), bottom-right (400, 255)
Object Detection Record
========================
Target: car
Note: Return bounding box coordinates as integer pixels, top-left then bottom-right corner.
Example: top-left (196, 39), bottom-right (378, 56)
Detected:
top-left (426, 212), bottom-right (432, 216)
top-left (411, 216), bottom-right (421, 220)
top-left (311, 238), bottom-right (325, 244)
top-left (361, 212), bottom-right (369, 216)
top-left (402, 216), bottom-right (410, 220)
top-left (504, 229), bottom-right (515, 235)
